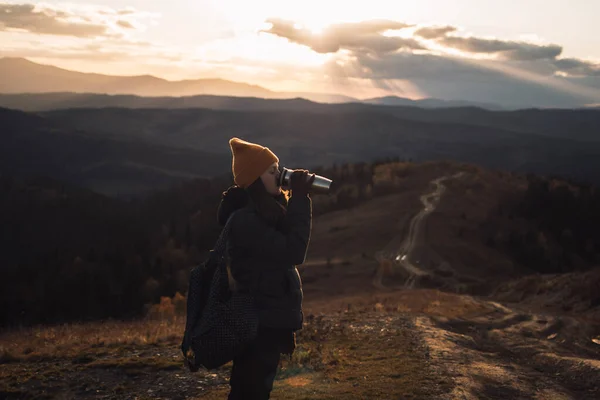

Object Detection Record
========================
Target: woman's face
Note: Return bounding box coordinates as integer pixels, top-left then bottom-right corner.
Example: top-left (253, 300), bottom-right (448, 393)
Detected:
top-left (260, 162), bottom-right (282, 196)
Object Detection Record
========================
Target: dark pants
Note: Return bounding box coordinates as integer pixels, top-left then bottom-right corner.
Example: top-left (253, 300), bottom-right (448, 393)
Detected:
top-left (228, 327), bottom-right (295, 400)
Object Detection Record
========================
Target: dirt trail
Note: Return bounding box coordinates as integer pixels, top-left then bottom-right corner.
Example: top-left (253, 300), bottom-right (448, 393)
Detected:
top-left (417, 297), bottom-right (600, 399)
top-left (369, 171), bottom-right (600, 398)
top-left (373, 173), bottom-right (464, 289)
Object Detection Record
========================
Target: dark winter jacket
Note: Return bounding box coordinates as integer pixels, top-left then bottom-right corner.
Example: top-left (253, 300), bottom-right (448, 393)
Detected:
top-left (217, 187), bottom-right (312, 331)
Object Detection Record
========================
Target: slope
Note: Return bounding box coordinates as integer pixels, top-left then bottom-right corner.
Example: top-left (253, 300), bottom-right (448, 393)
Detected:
top-left (0, 107), bottom-right (229, 197)
top-left (41, 107), bottom-right (600, 184)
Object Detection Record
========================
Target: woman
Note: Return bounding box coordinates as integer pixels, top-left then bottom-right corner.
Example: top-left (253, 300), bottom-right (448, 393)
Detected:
top-left (217, 137), bottom-right (315, 400)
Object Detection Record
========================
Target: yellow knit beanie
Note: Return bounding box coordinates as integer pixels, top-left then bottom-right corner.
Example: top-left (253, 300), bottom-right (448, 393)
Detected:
top-left (229, 137), bottom-right (279, 188)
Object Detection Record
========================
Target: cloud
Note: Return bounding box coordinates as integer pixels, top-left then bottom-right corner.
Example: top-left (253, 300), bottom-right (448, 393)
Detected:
top-left (440, 36), bottom-right (563, 61)
top-left (0, 3), bottom-right (107, 36)
top-left (262, 18), bottom-right (421, 54)
top-left (262, 17), bottom-right (600, 106)
top-left (553, 58), bottom-right (600, 77)
top-left (415, 25), bottom-right (456, 39)
top-left (415, 25), bottom-right (563, 62)
top-left (1, 37), bottom-right (182, 63)
top-left (0, 3), bottom-right (154, 37)
top-left (98, 8), bottom-right (138, 16)
top-left (326, 52), bottom-right (600, 107)
top-left (117, 20), bottom-right (135, 29)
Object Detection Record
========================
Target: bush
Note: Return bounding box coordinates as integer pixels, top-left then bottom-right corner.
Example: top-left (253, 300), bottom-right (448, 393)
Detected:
top-left (145, 296), bottom-right (176, 320)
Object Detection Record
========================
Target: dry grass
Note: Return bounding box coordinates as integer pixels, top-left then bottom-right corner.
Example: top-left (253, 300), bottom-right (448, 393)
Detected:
top-left (2, 286), bottom-right (598, 399)
top-left (427, 168), bottom-right (524, 282)
top-left (0, 315), bottom-right (185, 362)
top-left (0, 290), bottom-right (465, 399)
top-left (493, 267), bottom-right (600, 321)
top-left (198, 309), bottom-right (451, 399)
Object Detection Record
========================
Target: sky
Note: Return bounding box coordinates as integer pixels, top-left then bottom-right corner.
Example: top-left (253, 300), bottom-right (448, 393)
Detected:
top-left (1, 0), bottom-right (600, 106)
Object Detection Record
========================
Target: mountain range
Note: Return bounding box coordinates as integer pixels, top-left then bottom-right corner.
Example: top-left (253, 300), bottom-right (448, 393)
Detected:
top-left (2, 56), bottom-right (600, 197)
top-left (0, 57), bottom-right (504, 110)
top-left (2, 102), bottom-right (600, 198)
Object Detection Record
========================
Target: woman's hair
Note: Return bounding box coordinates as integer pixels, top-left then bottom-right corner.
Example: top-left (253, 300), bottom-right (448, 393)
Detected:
top-left (246, 178), bottom-right (288, 228)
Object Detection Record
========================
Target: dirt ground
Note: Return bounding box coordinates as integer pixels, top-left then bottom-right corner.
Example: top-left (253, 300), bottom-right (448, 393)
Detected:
top-left (2, 289), bottom-right (599, 399)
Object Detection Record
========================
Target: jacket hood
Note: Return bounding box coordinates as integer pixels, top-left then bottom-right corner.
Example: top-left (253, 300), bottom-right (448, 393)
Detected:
top-left (217, 185), bottom-right (249, 226)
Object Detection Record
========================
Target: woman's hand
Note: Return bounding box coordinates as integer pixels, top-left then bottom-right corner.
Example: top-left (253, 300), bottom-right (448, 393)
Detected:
top-left (290, 169), bottom-right (316, 197)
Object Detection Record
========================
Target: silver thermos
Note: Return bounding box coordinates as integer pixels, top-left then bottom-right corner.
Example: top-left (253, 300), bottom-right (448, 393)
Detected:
top-left (277, 167), bottom-right (333, 193)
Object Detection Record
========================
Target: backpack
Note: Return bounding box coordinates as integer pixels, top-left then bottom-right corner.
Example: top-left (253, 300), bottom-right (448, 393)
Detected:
top-left (180, 250), bottom-right (220, 372)
top-left (180, 210), bottom-right (258, 371)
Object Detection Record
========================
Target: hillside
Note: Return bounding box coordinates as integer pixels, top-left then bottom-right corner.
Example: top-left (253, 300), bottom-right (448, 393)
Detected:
top-left (303, 162), bottom-right (600, 291)
top-left (17, 94), bottom-right (598, 143)
top-left (0, 107), bottom-right (230, 197)
top-left (0, 170), bottom-right (236, 326)
top-left (3, 158), bottom-right (600, 327)
top-left (41, 107), bottom-right (600, 184)
top-left (3, 104), bottom-right (600, 196)
top-left (382, 107), bottom-right (600, 142)
top-left (1, 160), bottom-right (599, 399)
top-left (363, 95), bottom-right (504, 110)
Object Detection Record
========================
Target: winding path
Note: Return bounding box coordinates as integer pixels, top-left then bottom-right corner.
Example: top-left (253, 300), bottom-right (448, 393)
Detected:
top-left (373, 172), bottom-right (464, 289)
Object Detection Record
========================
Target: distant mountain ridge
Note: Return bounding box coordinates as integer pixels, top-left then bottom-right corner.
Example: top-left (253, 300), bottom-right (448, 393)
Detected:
top-left (0, 57), bottom-right (504, 110)
top-left (0, 57), bottom-right (275, 98)
top-left (363, 96), bottom-right (505, 111)
top-left (0, 92), bottom-right (318, 112)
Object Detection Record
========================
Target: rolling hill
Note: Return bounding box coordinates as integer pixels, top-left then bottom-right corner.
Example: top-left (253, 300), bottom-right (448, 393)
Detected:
top-left (363, 95), bottom-right (504, 110)
top-left (3, 99), bottom-right (600, 201)
top-left (0, 92), bottom-right (319, 112)
top-left (0, 91), bottom-right (505, 111)
top-left (40, 107), bottom-right (600, 184)
top-left (0, 107), bottom-right (230, 197)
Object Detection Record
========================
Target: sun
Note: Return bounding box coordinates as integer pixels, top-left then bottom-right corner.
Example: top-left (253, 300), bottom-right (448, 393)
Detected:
top-left (303, 20), bottom-right (330, 36)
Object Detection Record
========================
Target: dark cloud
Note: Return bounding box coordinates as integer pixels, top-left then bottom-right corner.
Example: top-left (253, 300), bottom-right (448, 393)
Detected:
top-left (326, 51), bottom-right (600, 108)
top-left (264, 17), bottom-right (600, 105)
top-left (553, 58), bottom-right (600, 77)
top-left (440, 36), bottom-right (562, 60)
top-left (263, 18), bottom-right (421, 54)
top-left (415, 25), bottom-right (456, 39)
top-left (0, 3), bottom-right (109, 37)
top-left (331, 52), bottom-right (495, 80)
